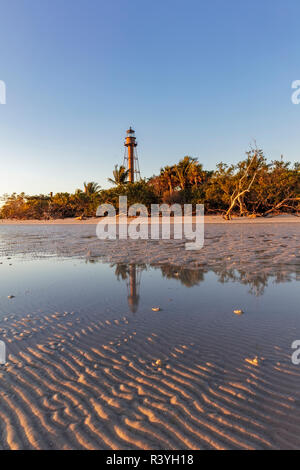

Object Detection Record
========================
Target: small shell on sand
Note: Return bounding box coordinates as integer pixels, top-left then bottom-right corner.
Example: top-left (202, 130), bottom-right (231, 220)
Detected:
top-left (245, 356), bottom-right (259, 366)
top-left (233, 309), bottom-right (244, 315)
top-left (152, 307), bottom-right (161, 312)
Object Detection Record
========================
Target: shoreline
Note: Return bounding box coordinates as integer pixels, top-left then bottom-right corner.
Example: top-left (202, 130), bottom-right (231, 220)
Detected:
top-left (0, 221), bottom-right (299, 283)
top-left (0, 214), bottom-right (299, 225)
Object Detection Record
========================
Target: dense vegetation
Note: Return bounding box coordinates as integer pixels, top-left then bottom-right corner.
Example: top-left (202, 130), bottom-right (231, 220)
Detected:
top-left (1, 149), bottom-right (299, 219)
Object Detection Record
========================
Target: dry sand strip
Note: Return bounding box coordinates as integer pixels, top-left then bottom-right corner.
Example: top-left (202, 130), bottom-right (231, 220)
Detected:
top-left (0, 215), bottom-right (299, 225)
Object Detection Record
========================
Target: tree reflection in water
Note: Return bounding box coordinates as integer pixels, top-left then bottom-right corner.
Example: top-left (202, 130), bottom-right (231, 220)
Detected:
top-left (84, 255), bottom-right (299, 312)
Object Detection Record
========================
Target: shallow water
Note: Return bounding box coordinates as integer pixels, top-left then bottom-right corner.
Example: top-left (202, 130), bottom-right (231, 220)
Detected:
top-left (0, 256), bottom-right (299, 317)
top-left (0, 255), bottom-right (299, 449)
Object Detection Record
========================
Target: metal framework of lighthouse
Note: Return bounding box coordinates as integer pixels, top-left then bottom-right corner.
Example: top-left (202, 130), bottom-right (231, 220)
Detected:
top-left (123, 127), bottom-right (141, 183)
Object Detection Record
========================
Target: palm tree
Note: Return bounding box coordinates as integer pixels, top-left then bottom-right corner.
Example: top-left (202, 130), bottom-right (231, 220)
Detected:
top-left (175, 156), bottom-right (198, 189)
top-left (108, 165), bottom-right (129, 186)
top-left (83, 182), bottom-right (100, 196)
top-left (160, 165), bottom-right (176, 194)
top-left (188, 161), bottom-right (204, 186)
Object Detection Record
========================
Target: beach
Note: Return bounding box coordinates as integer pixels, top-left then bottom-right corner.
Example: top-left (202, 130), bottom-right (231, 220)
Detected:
top-left (1, 0), bottom-right (300, 454)
top-left (0, 218), bottom-right (299, 449)
top-left (1, 215), bottom-right (299, 280)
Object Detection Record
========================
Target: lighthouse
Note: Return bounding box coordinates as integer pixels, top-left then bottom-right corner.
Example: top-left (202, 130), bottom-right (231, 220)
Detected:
top-left (123, 127), bottom-right (141, 183)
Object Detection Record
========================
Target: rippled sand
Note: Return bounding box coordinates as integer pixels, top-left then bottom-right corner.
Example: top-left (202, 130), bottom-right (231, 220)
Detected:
top-left (1, 298), bottom-right (300, 450)
top-left (0, 221), bottom-right (299, 450)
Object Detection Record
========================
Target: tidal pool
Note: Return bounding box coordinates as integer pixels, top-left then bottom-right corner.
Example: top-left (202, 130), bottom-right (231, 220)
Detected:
top-left (0, 255), bottom-right (299, 449)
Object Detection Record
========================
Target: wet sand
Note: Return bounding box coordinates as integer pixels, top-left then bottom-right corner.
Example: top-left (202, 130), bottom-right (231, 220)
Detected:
top-left (0, 273), bottom-right (299, 450)
top-left (0, 220), bottom-right (299, 450)
top-left (0, 218), bottom-right (299, 281)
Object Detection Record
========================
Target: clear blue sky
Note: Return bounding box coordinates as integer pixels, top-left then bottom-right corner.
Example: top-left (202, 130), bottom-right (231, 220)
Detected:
top-left (0, 0), bottom-right (299, 195)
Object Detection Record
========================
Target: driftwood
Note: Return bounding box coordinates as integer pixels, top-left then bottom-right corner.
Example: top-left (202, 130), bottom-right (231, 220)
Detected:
top-left (263, 197), bottom-right (300, 216)
top-left (223, 153), bottom-right (258, 220)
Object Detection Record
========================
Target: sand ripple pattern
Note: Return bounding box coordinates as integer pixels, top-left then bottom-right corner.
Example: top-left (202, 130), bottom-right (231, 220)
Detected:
top-left (0, 303), bottom-right (299, 450)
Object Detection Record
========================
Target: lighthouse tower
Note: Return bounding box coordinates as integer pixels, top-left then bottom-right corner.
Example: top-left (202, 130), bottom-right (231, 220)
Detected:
top-left (123, 127), bottom-right (141, 183)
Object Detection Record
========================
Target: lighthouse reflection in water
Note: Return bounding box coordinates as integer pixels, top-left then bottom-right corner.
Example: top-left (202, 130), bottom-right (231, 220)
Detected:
top-left (114, 263), bottom-right (142, 313)
top-left (82, 257), bottom-right (298, 316)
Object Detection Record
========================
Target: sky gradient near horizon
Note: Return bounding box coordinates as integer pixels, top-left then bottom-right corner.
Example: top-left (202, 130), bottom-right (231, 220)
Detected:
top-left (0, 0), bottom-right (300, 195)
